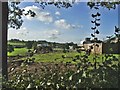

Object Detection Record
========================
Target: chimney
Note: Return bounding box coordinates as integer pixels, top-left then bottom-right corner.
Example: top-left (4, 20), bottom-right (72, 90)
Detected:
top-left (85, 38), bottom-right (91, 41)
top-left (94, 38), bottom-right (98, 41)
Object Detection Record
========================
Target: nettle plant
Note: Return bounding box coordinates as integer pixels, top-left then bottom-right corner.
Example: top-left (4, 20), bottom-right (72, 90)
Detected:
top-left (4, 1), bottom-right (120, 89)
top-left (90, 2), bottom-right (101, 70)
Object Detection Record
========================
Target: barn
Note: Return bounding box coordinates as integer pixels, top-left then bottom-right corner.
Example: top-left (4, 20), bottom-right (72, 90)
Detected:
top-left (83, 38), bottom-right (102, 54)
top-left (82, 37), bottom-right (120, 54)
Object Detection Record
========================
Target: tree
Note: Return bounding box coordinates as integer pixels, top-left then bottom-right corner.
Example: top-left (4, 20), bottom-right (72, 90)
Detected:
top-left (65, 43), bottom-right (69, 50)
top-left (26, 41), bottom-right (33, 49)
top-left (7, 44), bottom-right (14, 53)
top-left (9, 39), bottom-right (20, 42)
top-left (87, 2), bottom-right (120, 10)
top-left (32, 41), bottom-right (37, 50)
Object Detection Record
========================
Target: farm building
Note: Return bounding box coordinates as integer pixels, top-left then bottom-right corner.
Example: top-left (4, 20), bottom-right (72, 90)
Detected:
top-left (34, 43), bottom-right (53, 54)
top-left (82, 37), bottom-right (120, 54)
top-left (83, 38), bottom-right (103, 54)
top-left (37, 43), bottom-right (49, 47)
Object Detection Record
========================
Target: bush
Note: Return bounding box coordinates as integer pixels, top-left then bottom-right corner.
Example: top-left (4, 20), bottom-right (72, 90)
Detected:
top-left (7, 44), bottom-right (14, 53)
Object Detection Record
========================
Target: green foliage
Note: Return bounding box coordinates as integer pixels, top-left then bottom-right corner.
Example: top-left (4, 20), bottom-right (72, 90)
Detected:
top-left (27, 49), bottom-right (34, 57)
top-left (87, 2), bottom-right (120, 10)
top-left (26, 41), bottom-right (33, 49)
top-left (63, 49), bottom-right (67, 53)
top-left (32, 42), bottom-right (37, 50)
top-left (7, 44), bottom-right (14, 53)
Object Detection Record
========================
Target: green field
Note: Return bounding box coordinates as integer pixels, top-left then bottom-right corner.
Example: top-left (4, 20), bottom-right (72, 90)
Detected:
top-left (7, 46), bottom-right (119, 65)
top-left (22, 51), bottom-right (119, 64)
top-left (32, 53), bottom-right (100, 63)
top-left (32, 52), bottom-right (81, 63)
top-left (8, 48), bottom-right (28, 56)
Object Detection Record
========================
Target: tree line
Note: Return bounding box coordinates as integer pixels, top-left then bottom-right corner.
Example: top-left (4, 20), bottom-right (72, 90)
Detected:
top-left (8, 39), bottom-right (78, 53)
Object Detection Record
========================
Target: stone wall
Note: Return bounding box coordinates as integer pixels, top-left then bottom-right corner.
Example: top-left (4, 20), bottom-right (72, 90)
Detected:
top-left (102, 43), bottom-right (120, 54)
top-left (83, 43), bottom-right (102, 54)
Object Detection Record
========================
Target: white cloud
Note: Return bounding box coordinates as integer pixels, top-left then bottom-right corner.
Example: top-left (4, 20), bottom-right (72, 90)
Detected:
top-left (23, 5), bottom-right (53, 23)
top-left (37, 12), bottom-right (53, 22)
top-left (51, 30), bottom-right (61, 35)
top-left (54, 19), bottom-right (82, 30)
top-left (44, 29), bottom-right (61, 35)
top-left (44, 29), bottom-right (61, 39)
top-left (8, 27), bottom-right (30, 40)
top-left (55, 11), bottom-right (60, 16)
top-left (54, 19), bottom-right (71, 30)
top-left (16, 27), bottom-right (29, 36)
top-left (8, 27), bottom-right (62, 40)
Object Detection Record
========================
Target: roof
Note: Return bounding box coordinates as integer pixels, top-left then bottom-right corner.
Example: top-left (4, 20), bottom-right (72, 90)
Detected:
top-left (103, 36), bottom-right (118, 43)
top-left (83, 39), bottom-right (102, 44)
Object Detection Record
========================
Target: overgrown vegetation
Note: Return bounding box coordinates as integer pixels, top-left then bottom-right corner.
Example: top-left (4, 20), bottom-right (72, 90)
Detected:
top-left (4, 53), bottom-right (119, 89)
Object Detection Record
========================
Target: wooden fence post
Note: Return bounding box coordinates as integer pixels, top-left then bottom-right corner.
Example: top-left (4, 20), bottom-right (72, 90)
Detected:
top-left (0, 1), bottom-right (8, 88)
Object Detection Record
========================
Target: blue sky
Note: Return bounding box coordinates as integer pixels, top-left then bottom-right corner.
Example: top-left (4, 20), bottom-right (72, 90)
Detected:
top-left (8, 2), bottom-right (118, 44)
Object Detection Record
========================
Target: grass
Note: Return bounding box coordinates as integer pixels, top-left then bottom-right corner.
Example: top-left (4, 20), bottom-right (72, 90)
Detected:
top-left (30, 52), bottom-right (119, 64)
top-left (31, 52), bottom-right (81, 63)
top-left (8, 48), bottom-right (28, 57)
top-left (31, 52), bottom-right (100, 63)
top-left (7, 47), bottom-right (120, 65)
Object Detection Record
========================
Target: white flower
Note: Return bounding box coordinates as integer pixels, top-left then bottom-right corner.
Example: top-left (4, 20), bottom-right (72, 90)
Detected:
top-left (10, 68), bottom-right (14, 72)
top-left (56, 84), bottom-right (59, 89)
top-left (27, 83), bottom-right (32, 89)
top-left (36, 86), bottom-right (38, 89)
top-left (73, 86), bottom-right (76, 88)
top-left (77, 70), bottom-right (80, 73)
top-left (40, 82), bottom-right (44, 86)
top-left (61, 76), bottom-right (64, 79)
top-left (22, 69), bottom-right (27, 73)
top-left (21, 80), bottom-right (24, 82)
top-left (82, 72), bottom-right (86, 77)
top-left (17, 80), bottom-right (20, 83)
top-left (47, 82), bottom-right (51, 85)
top-left (69, 75), bottom-right (72, 81)
top-left (78, 79), bottom-right (81, 83)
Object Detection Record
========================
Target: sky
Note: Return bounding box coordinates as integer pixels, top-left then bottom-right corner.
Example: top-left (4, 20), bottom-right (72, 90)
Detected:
top-left (8, 2), bottom-right (118, 44)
